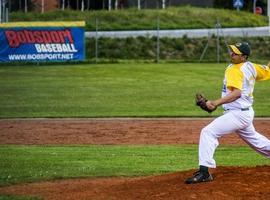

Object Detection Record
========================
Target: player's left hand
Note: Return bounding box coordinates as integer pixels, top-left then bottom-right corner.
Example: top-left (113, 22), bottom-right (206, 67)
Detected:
top-left (195, 93), bottom-right (217, 113)
top-left (206, 100), bottom-right (217, 111)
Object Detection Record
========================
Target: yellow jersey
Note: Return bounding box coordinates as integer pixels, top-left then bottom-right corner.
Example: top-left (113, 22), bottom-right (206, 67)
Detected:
top-left (222, 61), bottom-right (270, 110)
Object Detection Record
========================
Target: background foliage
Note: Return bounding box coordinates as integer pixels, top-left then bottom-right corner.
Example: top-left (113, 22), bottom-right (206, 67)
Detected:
top-left (7, 6), bottom-right (270, 63)
top-left (10, 6), bottom-right (268, 31)
top-left (86, 36), bottom-right (270, 62)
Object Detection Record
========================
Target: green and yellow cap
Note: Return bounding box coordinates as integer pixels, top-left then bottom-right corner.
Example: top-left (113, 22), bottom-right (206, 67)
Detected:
top-left (229, 42), bottom-right (251, 56)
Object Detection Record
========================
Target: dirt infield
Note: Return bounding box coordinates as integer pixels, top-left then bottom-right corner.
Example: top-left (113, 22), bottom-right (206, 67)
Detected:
top-left (0, 118), bottom-right (270, 200)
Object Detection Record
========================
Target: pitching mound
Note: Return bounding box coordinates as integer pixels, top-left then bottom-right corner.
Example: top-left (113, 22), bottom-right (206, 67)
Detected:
top-left (0, 166), bottom-right (269, 200)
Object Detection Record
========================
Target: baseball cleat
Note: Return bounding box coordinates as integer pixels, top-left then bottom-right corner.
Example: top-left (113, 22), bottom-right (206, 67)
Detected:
top-left (185, 171), bottom-right (213, 184)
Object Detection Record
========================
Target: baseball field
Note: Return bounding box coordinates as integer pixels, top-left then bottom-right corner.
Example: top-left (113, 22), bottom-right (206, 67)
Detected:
top-left (0, 63), bottom-right (270, 200)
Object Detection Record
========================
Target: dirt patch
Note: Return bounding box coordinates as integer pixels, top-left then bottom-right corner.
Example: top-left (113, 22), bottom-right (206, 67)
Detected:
top-left (0, 166), bottom-right (269, 200)
top-left (1, 118), bottom-right (270, 145)
top-left (0, 118), bottom-right (270, 200)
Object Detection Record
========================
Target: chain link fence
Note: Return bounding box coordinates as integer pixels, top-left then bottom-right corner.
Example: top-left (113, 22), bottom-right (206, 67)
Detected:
top-left (85, 16), bottom-right (270, 63)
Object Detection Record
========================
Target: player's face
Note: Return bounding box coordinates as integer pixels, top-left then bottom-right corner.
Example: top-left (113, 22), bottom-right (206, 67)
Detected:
top-left (230, 51), bottom-right (245, 64)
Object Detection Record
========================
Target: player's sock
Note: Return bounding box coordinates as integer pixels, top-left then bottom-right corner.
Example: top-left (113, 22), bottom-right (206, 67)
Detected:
top-left (199, 165), bottom-right (209, 174)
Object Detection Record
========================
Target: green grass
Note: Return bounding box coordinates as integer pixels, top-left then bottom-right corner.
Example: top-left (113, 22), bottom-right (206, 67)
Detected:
top-left (10, 7), bottom-right (268, 31)
top-left (0, 196), bottom-right (41, 200)
top-left (1, 63), bottom-right (270, 118)
top-left (0, 145), bottom-right (269, 186)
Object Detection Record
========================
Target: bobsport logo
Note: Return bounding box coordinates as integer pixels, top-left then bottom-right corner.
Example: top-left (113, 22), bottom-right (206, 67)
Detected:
top-left (4, 29), bottom-right (77, 53)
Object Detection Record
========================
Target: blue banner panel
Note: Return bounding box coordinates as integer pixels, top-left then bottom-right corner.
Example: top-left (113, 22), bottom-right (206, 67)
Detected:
top-left (0, 21), bottom-right (85, 62)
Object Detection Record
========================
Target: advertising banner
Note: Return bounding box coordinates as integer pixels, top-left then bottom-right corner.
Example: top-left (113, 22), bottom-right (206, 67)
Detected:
top-left (0, 21), bottom-right (85, 62)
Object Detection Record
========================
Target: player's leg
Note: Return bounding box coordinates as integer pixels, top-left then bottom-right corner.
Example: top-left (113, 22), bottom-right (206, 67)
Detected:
top-left (198, 111), bottom-right (247, 168)
top-left (185, 110), bottom-right (251, 184)
top-left (237, 124), bottom-right (270, 158)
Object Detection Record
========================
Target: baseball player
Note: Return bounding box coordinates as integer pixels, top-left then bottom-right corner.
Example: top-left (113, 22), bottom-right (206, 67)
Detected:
top-left (185, 42), bottom-right (270, 184)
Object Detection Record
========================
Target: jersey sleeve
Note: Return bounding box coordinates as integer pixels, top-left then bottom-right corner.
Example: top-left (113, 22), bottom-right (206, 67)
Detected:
top-left (254, 64), bottom-right (270, 81)
top-left (225, 67), bottom-right (244, 90)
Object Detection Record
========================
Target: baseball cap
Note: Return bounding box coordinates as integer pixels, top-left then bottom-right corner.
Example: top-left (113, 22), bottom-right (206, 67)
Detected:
top-left (229, 42), bottom-right (251, 56)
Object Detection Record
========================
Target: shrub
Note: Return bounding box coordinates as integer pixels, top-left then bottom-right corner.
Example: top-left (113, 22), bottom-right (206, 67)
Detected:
top-left (85, 36), bottom-right (270, 62)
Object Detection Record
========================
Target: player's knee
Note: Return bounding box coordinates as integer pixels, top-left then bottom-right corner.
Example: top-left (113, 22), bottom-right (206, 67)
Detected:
top-left (200, 126), bottom-right (216, 138)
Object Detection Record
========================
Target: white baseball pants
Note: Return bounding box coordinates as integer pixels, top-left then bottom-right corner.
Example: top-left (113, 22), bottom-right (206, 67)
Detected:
top-left (199, 107), bottom-right (270, 168)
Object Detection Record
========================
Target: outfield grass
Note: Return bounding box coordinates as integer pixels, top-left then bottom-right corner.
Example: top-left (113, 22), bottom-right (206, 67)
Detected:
top-left (1, 63), bottom-right (270, 118)
top-left (0, 145), bottom-right (269, 186)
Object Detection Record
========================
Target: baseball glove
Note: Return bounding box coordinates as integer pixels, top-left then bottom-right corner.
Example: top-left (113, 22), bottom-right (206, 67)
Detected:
top-left (195, 93), bottom-right (216, 113)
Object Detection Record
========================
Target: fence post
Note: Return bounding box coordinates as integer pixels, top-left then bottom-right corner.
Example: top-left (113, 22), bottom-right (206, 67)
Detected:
top-left (41, 0), bottom-right (44, 13)
top-left (156, 16), bottom-right (160, 63)
top-left (5, 6), bottom-right (8, 22)
top-left (25, 0), bottom-right (28, 13)
top-left (108, 0), bottom-right (111, 10)
top-left (81, 0), bottom-right (84, 11)
top-left (267, 0), bottom-right (270, 36)
top-left (115, 0), bottom-right (118, 10)
top-left (216, 20), bottom-right (220, 63)
top-left (62, 0), bottom-right (65, 10)
top-left (0, 0), bottom-right (2, 23)
top-left (162, 0), bottom-right (165, 9)
top-left (95, 16), bottom-right (99, 63)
